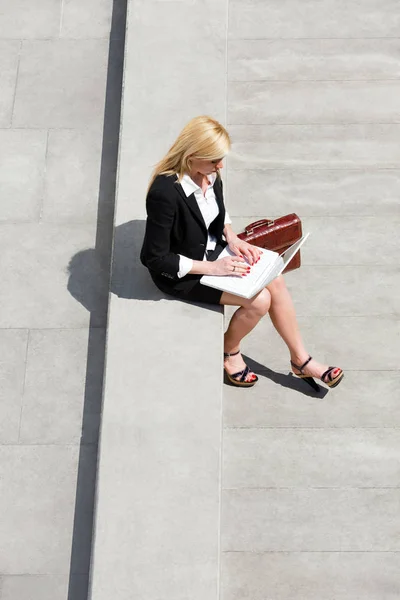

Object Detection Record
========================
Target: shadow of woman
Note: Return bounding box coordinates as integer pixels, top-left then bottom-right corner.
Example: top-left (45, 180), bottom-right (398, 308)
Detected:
top-left (68, 219), bottom-right (222, 314)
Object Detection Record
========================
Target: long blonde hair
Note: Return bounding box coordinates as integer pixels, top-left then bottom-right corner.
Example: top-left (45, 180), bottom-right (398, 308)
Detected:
top-left (148, 116), bottom-right (231, 191)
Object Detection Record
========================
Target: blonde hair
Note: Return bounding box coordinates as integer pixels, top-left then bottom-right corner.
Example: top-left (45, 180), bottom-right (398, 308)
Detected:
top-left (148, 116), bottom-right (231, 191)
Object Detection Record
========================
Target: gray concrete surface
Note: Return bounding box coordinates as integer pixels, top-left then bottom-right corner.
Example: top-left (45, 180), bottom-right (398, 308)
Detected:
top-left (88, 1), bottom-right (227, 598)
top-left (222, 2), bottom-right (400, 597)
top-left (0, 0), bottom-right (125, 599)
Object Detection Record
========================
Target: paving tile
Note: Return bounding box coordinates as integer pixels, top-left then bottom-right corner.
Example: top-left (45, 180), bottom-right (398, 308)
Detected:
top-left (233, 314), bottom-right (400, 371)
top-left (0, 574), bottom-right (88, 600)
top-left (128, 0), bottom-right (226, 44)
top-left (228, 124), bottom-right (400, 169)
top-left (119, 36), bottom-right (226, 164)
top-left (0, 130), bottom-right (46, 222)
top-left (223, 428), bottom-right (400, 489)
top-left (60, 0), bottom-right (113, 38)
top-left (226, 169), bottom-right (400, 217)
top-left (0, 445), bottom-right (86, 573)
top-left (0, 41), bottom-right (20, 127)
top-left (43, 129), bottom-right (103, 224)
top-left (0, 223), bottom-right (108, 329)
top-left (228, 39), bottom-right (400, 81)
top-left (223, 370), bottom-right (400, 428)
top-left (0, 0), bottom-right (60, 38)
top-left (230, 215), bottom-right (400, 266)
top-left (228, 81), bottom-right (400, 125)
top-left (221, 551), bottom-right (400, 600)
top-left (19, 328), bottom-right (105, 444)
top-left (13, 40), bottom-right (108, 129)
top-left (113, 0), bottom-right (227, 210)
top-left (0, 329), bottom-right (28, 443)
top-left (286, 266), bottom-right (399, 317)
top-left (90, 298), bottom-right (223, 600)
top-left (229, 0), bottom-right (400, 39)
top-left (222, 489), bottom-right (400, 551)
top-left (300, 214), bottom-right (400, 266)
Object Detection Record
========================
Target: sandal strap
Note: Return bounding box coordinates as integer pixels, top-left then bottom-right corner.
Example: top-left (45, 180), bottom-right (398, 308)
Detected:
top-left (321, 366), bottom-right (339, 383)
top-left (231, 365), bottom-right (251, 383)
top-left (290, 355), bottom-right (313, 374)
top-left (224, 350), bottom-right (241, 358)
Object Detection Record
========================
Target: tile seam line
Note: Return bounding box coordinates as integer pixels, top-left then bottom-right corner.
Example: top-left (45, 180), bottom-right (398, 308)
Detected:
top-left (39, 130), bottom-right (49, 222)
top-left (224, 426), bottom-right (400, 430)
top-left (0, 327), bottom-right (105, 331)
top-left (229, 79), bottom-right (400, 83)
top-left (218, 0), bottom-right (230, 596)
top-left (0, 36), bottom-right (115, 41)
top-left (227, 121), bottom-right (400, 126)
top-left (10, 40), bottom-right (22, 128)
top-left (223, 486), bottom-right (400, 490)
top-left (223, 550), bottom-right (400, 554)
top-left (16, 329), bottom-right (30, 443)
top-left (0, 324), bottom-right (399, 331)
top-left (0, 442), bottom-right (97, 448)
top-left (229, 122), bottom-right (400, 126)
top-left (232, 214), bottom-right (400, 219)
top-left (0, 127), bottom-right (104, 132)
top-left (229, 167), bottom-right (400, 171)
top-left (0, 573), bottom-right (89, 577)
top-left (0, 326), bottom-right (400, 330)
top-left (227, 36), bottom-right (400, 41)
top-left (234, 368), bottom-right (400, 372)
top-left (0, 221), bottom-right (108, 225)
top-left (228, 168), bottom-right (400, 171)
top-left (59, 0), bottom-right (64, 36)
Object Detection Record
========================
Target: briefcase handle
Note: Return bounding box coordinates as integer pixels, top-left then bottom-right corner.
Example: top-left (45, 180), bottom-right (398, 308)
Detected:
top-left (244, 219), bottom-right (275, 235)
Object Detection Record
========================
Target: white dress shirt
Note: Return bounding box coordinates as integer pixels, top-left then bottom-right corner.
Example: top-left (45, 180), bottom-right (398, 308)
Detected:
top-left (177, 172), bottom-right (231, 278)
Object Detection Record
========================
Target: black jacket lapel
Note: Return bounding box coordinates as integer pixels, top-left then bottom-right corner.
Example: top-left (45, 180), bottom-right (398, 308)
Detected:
top-left (175, 177), bottom-right (207, 231)
top-left (213, 176), bottom-right (224, 213)
top-left (213, 176), bottom-right (226, 240)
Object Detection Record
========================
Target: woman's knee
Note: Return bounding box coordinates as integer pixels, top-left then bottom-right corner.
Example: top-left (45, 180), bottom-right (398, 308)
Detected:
top-left (248, 288), bottom-right (271, 316)
top-left (267, 274), bottom-right (286, 295)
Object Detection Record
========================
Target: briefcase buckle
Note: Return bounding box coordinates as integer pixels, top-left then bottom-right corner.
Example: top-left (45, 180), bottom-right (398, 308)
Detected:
top-left (245, 219), bottom-right (275, 236)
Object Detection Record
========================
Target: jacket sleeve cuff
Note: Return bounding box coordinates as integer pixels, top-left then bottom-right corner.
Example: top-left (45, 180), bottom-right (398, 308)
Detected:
top-left (177, 255), bottom-right (194, 278)
top-left (224, 211), bottom-right (232, 225)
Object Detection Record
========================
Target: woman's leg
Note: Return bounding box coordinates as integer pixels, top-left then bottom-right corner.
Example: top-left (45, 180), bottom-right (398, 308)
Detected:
top-left (266, 275), bottom-right (305, 361)
top-left (220, 288), bottom-right (271, 381)
top-left (266, 275), bottom-right (341, 380)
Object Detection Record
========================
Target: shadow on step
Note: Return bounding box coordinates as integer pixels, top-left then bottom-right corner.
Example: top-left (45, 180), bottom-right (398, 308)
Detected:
top-left (239, 354), bottom-right (329, 398)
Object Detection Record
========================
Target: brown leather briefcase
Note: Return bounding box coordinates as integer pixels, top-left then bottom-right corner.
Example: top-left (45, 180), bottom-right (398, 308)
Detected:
top-left (237, 213), bottom-right (303, 273)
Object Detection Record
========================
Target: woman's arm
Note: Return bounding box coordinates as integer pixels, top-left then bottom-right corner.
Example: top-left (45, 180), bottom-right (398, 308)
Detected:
top-left (223, 223), bottom-right (261, 266)
top-left (140, 189), bottom-right (180, 277)
top-left (189, 256), bottom-right (249, 277)
top-left (223, 223), bottom-right (238, 246)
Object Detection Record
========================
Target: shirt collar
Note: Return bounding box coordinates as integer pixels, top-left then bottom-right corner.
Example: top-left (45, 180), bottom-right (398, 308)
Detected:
top-left (179, 172), bottom-right (217, 197)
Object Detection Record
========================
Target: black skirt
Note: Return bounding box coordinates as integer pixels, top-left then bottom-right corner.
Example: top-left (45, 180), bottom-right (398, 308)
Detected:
top-left (154, 243), bottom-right (226, 305)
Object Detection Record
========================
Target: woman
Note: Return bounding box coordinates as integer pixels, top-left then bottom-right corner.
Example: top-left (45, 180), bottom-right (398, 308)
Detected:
top-left (140, 116), bottom-right (343, 389)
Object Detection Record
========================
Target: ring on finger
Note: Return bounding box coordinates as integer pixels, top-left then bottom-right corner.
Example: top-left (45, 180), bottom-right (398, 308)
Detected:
top-left (232, 265), bottom-right (236, 272)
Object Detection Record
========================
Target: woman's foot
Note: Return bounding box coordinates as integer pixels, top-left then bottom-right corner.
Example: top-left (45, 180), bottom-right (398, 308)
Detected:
top-left (224, 349), bottom-right (258, 385)
top-left (291, 354), bottom-right (343, 388)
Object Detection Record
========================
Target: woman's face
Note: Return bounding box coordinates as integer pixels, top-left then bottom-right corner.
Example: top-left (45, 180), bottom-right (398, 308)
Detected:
top-left (189, 157), bottom-right (224, 176)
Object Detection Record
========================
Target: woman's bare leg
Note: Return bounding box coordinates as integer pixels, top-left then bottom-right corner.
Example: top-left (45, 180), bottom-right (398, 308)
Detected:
top-left (266, 276), bottom-right (306, 360)
top-left (266, 276), bottom-right (341, 380)
top-left (219, 288), bottom-right (271, 381)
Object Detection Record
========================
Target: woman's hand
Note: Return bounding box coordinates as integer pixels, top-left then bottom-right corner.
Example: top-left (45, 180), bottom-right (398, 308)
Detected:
top-left (227, 235), bottom-right (261, 266)
top-left (210, 255), bottom-right (250, 277)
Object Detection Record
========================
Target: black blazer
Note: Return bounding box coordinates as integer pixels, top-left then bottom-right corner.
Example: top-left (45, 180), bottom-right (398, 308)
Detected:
top-left (140, 173), bottom-right (227, 295)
